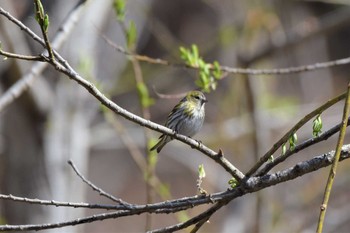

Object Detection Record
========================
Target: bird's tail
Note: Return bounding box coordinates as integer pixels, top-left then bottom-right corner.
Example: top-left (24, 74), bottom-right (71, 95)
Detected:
top-left (150, 135), bottom-right (169, 153)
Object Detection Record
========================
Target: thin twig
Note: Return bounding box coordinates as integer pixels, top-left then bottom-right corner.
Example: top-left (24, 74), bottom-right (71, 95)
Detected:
top-left (188, 201), bottom-right (229, 233)
top-left (102, 35), bottom-right (350, 76)
top-left (67, 160), bottom-right (131, 207)
top-left (246, 91), bottom-right (347, 177)
top-left (0, 192), bottom-right (192, 213)
top-left (33, 0), bottom-right (55, 60)
top-left (149, 202), bottom-right (225, 233)
top-left (257, 115), bottom-right (350, 176)
top-left (316, 82), bottom-right (350, 233)
top-left (0, 50), bottom-right (44, 61)
top-left (0, 194), bottom-right (126, 210)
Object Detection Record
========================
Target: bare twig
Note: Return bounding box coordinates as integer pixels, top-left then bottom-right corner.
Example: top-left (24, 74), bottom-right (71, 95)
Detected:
top-left (149, 202), bottom-right (224, 233)
top-left (0, 194), bottom-right (126, 210)
top-left (316, 82), bottom-right (350, 233)
top-left (0, 50), bottom-right (44, 61)
top-left (67, 160), bottom-right (132, 207)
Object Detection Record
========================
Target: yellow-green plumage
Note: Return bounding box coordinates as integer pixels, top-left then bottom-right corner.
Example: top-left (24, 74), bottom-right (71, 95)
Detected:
top-left (150, 91), bottom-right (207, 153)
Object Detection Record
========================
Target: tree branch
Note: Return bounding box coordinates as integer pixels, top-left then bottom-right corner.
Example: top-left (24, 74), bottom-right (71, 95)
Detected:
top-left (0, 50), bottom-right (44, 61)
top-left (257, 115), bottom-right (350, 176)
top-left (67, 160), bottom-right (132, 207)
top-left (246, 91), bottom-right (347, 177)
top-left (317, 82), bottom-right (350, 232)
top-left (102, 35), bottom-right (350, 76)
top-left (1, 145), bottom-right (349, 232)
top-left (0, 194), bottom-right (126, 210)
top-left (0, 1), bottom-right (88, 112)
top-left (149, 202), bottom-right (225, 233)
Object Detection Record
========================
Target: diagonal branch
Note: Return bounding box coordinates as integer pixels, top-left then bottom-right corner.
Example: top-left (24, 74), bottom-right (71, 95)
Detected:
top-left (246, 91), bottom-right (347, 177)
top-left (67, 160), bottom-right (132, 207)
top-left (257, 115), bottom-right (350, 176)
top-left (317, 82), bottom-right (350, 232)
top-left (0, 1), bottom-right (88, 112)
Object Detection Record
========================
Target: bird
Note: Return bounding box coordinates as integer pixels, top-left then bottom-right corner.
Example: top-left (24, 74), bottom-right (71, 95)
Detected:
top-left (150, 90), bottom-right (207, 153)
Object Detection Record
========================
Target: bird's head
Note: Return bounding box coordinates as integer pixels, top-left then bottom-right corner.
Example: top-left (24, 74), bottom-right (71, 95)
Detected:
top-left (187, 90), bottom-right (207, 107)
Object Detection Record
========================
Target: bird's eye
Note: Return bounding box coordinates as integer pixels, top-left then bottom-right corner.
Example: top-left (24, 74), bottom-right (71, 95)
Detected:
top-left (194, 96), bottom-right (200, 100)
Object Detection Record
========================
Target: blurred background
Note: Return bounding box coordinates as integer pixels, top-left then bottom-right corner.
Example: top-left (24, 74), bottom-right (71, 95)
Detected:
top-left (0, 0), bottom-right (350, 232)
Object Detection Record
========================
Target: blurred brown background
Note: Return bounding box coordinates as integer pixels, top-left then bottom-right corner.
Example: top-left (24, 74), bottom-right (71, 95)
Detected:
top-left (0, 0), bottom-right (350, 232)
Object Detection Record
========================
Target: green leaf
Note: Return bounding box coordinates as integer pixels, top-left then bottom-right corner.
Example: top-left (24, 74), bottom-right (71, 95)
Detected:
top-left (179, 44), bottom-right (220, 93)
top-left (179, 47), bottom-right (188, 61)
top-left (228, 177), bottom-right (238, 188)
top-left (113, 0), bottom-right (126, 21)
top-left (191, 44), bottom-right (199, 62)
top-left (126, 20), bottom-right (137, 49)
top-left (289, 132), bottom-right (298, 151)
top-left (313, 115), bottom-right (322, 137)
top-left (43, 14), bottom-right (49, 32)
top-left (198, 60), bottom-right (210, 76)
top-left (34, 0), bottom-right (45, 23)
top-left (213, 61), bottom-right (222, 79)
top-left (179, 44), bottom-right (201, 66)
top-left (281, 143), bottom-right (287, 155)
top-left (199, 70), bottom-right (208, 82)
top-left (198, 164), bottom-right (206, 179)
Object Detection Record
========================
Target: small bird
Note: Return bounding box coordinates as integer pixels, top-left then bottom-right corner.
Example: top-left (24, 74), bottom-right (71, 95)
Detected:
top-left (150, 90), bottom-right (207, 153)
